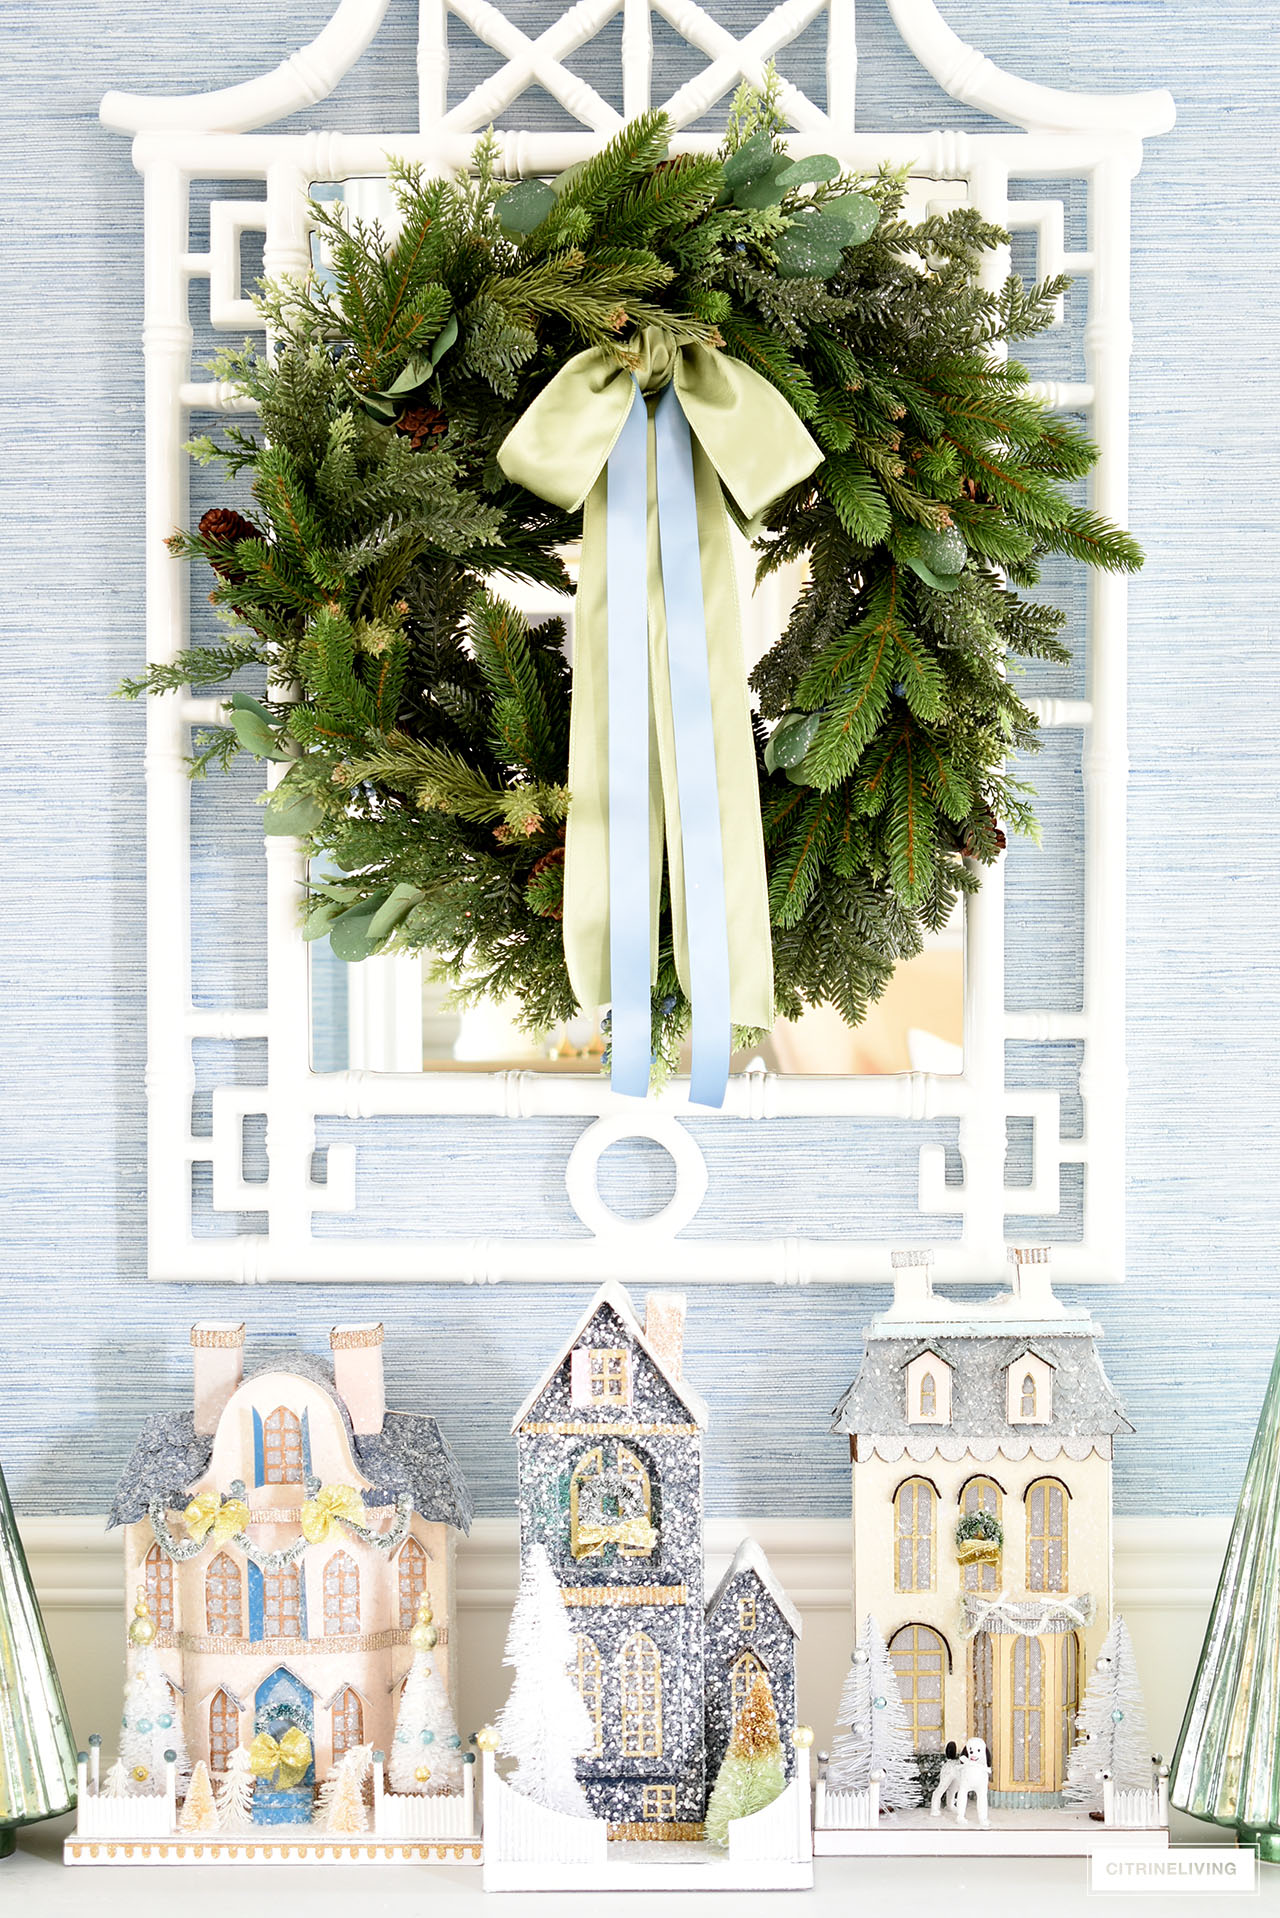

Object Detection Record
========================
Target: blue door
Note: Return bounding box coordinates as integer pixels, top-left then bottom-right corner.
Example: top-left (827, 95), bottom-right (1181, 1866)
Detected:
top-left (253, 1667), bottom-right (315, 1824)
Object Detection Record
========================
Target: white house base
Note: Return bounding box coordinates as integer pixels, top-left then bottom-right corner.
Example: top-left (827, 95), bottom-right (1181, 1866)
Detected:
top-left (484, 1837), bottom-right (813, 1893)
top-left (63, 1834), bottom-right (482, 1867)
top-left (815, 1807), bottom-right (1170, 1857)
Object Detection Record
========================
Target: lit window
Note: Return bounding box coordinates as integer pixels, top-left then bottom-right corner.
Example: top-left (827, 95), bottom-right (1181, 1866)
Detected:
top-left (642, 1784), bottom-right (676, 1822)
top-left (620, 1633), bottom-right (662, 1758)
top-left (331, 1687), bottom-right (364, 1763)
top-left (894, 1479), bottom-right (935, 1592)
top-left (961, 1478), bottom-right (1004, 1595)
top-left (205, 1551), bottom-right (243, 1636)
top-left (262, 1407), bottom-right (305, 1485)
top-left (323, 1552), bottom-right (360, 1636)
top-left (730, 1650), bottom-right (768, 1730)
top-left (919, 1372), bottom-right (936, 1418)
top-left (144, 1545), bottom-right (174, 1633)
top-left (397, 1537), bottom-right (429, 1631)
top-left (262, 1563), bottom-right (303, 1638)
top-left (889, 1623), bottom-right (947, 1752)
top-left (209, 1689), bottom-right (238, 1773)
top-left (1026, 1479), bottom-right (1068, 1592)
top-left (1020, 1373), bottom-right (1037, 1420)
top-left (573, 1635), bottom-right (603, 1754)
top-left (570, 1445), bottom-right (656, 1560)
top-left (738, 1594), bottom-right (757, 1633)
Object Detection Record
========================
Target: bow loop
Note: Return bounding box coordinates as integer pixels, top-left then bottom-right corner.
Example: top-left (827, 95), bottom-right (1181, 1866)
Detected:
top-left (184, 1490), bottom-right (250, 1545)
top-left (249, 1728), bottom-right (312, 1789)
top-left (300, 1482), bottom-right (365, 1544)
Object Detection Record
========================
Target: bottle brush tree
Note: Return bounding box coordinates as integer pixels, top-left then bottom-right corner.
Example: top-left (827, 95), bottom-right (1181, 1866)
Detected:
top-left (178, 1760), bottom-right (219, 1834)
top-left (1063, 1616), bottom-right (1152, 1812)
top-left (704, 1672), bottom-right (787, 1846)
top-left (389, 1593), bottom-right (463, 1794)
top-left (494, 1545), bottom-right (596, 1817)
top-left (827, 1616), bottom-right (919, 1810)
top-left (213, 1746), bottom-right (256, 1832)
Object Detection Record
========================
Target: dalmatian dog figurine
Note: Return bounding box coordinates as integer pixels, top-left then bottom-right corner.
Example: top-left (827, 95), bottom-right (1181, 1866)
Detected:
top-left (930, 1738), bottom-right (991, 1827)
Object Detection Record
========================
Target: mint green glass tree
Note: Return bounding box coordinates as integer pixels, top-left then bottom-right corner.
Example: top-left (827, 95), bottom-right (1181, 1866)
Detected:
top-left (0, 1457), bottom-right (78, 1857)
top-left (1171, 1336), bottom-right (1280, 1858)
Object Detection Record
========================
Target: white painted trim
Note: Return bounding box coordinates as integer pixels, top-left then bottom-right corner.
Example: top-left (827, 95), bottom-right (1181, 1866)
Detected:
top-left (102, 4), bottom-right (1173, 1287)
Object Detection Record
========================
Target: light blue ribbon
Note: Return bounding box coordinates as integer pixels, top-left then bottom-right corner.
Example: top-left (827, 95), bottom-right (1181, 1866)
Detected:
top-left (604, 380), bottom-right (731, 1109)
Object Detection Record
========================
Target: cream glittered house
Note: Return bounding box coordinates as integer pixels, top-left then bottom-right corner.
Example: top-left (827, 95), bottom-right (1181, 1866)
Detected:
top-left (831, 1249), bottom-right (1133, 1804)
top-left (107, 1321), bottom-right (472, 1819)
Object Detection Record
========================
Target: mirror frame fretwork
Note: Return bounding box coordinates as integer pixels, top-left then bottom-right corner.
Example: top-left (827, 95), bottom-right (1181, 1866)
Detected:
top-left (101, 0), bottom-right (1173, 1286)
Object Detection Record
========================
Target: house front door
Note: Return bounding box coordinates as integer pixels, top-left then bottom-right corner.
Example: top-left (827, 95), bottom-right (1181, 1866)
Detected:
top-left (978, 1631), bottom-right (1080, 1798)
top-left (253, 1666), bottom-right (315, 1824)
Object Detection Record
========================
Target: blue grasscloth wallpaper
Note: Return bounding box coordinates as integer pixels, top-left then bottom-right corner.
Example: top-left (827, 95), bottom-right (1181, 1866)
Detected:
top-left (2, 1), bottom-right (1276, 1520)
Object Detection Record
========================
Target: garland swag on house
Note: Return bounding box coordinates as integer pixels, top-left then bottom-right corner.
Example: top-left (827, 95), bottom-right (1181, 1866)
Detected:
top-left (123, 78), bottom-right (1141, 1091)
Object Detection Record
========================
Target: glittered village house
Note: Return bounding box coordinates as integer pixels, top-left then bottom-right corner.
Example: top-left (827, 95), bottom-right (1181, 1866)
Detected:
top-left (511, 1283), bottom-right (798, 1839)
top-left (109, 1322), bottom-right (473, 1816)
top-left (831, 1250), bottom-right (1132, 1803)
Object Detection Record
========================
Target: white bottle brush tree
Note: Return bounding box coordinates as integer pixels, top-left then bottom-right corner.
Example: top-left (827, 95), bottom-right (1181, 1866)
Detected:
top-left (494, 1544), bottom-right (596, 1817)
top-left (827, 1616), bottom-right (920, 1810)
top-left (390, 1593), bottom-right (464, 1794)
top-left (118, 1587), bottom-right (190, 1795)
top-left (214, 1745), bottom-right (256, 1831)
top-left (1064, 1615), bottom-right (1153, 1811)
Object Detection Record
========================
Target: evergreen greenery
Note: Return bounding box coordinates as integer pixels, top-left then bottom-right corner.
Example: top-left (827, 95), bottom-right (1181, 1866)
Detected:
top-left (124, 78), bottom-right (1142, 1060)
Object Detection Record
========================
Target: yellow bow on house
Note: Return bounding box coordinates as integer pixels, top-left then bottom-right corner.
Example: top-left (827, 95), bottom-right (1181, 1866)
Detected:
top-left (248, 1728), bottom-right (312, 1790)
top-left (498, 325), bottom-right (823, 1106)
top-left (183, 1490), bottom-right (250, 1545)
top-left (576, 1516), bottom-right (659, 1553)
top-left (300, 1482), bottom-right (365, 1544)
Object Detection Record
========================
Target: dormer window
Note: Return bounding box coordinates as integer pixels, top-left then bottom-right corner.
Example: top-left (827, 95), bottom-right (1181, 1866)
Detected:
top-left (1006, 1352), bottom-right (1054, 1425)
top-left (571, 1346), bottom-right (631, 1408)
top-left (905, 1351), bottom-right (951, 1425)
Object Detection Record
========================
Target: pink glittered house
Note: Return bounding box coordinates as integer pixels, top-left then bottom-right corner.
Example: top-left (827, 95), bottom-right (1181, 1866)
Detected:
top-left (108, 1321), bottom-right (472, 1819)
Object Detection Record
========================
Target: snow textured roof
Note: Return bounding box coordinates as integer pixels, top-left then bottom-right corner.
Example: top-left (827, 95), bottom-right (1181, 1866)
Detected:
top-left (509, 1279), bottom-right (710, 1432)
top-left (706, 1537), bottom-right (802, 1639)
top-left (109, 1357), bottom-right (473, 1532)
top-left (831, 1327), bottom-right (1132, 1447)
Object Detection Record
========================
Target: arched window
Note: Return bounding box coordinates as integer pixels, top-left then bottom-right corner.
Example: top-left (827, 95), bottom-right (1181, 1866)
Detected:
top-left (572, 1635), bottom-right (603, 1754)
top-left (961, 1476), bottom-right (1004, 1595)
top-left (209, 1689), bottom-right (238, 1772)
top-left (1026, 1479), bottom-right (1069, 1592)
top-left (144, 1544), bottom-right (174, 1632)
top-left (331, 1687), bottom-right (364, 1763)
top-left (970, 1632), bottom-right (994, 1754)
top-left (205, 1551), bottom-right (243, 1636)
top-left (919, 1371), bottom-right (936, 1418)
top-left (262, 1562), bottom-right (303, 1638)
top-left (262, 1406), bottom-right (305, 1485)
top-left (1020, 1373), bottom-right (1038, 1419)
top-left (570, 1445), bottom-right (656, 1561)
top-left (730, 1650), bottom-right (769, 1730)
top-left (397, 1536), bottom-right (429, 1630)
top-left (888, 1624), bottom-right (947, 1752)
top-left (1012, 1635), bottom-right (1044, 1784)
top-left (620, 1633), bottom-right (662, 1758)
top-left (894, 1479), bottom-right (935, 1592)
top-left (323, 1552), bottom-right (360, 1636)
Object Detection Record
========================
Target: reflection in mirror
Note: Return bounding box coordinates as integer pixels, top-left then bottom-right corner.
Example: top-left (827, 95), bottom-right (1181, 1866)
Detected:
top-left (305, 174), bottom-right (965, 1083)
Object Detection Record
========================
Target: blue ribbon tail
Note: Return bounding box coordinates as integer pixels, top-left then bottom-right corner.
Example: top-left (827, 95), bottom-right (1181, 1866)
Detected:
top-left (604, 381), bottom-right (653, 1098)
top-left (654, 383), bottom-right (731, 1110)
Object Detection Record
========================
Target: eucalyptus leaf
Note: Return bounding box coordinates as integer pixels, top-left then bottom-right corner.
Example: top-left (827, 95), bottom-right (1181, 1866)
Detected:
top-left (302, 900), bottom-right (343, 941)
top-left (774, 154), bottom-right (841, 189)
top-left (497, 179), bottom-right (556, 235)
top-left (328, 891), bottom-right (393, 963)
top-left (262, 784), bottom-right (326, 836)
top-left (785, 750), bottom-right (822, 786)
top-left (821, 192), bottom-right (879, 246)
top-left (229, 692), bottom-right (273, 721)
top-left (722, 130), bottom-right (775, 190)
top-left (765, 710), bottom-right (821, 773)
top-left (230, 706), bottom-right (282, 760)
top-left (773, 219), bottom-right (846, 281)
top-left (734, 154), bottom-right (792, 210)
top-left (367, 881), bottom-right (427, 941)
top-left (900, 551), bottom-right (962, 594)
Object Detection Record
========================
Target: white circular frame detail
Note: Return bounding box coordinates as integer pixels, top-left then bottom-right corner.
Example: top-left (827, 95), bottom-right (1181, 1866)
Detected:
top-left (565, 1114), bottom-right (709, 1241)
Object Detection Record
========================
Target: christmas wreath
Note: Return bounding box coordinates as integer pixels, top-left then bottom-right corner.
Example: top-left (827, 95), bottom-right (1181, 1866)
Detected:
top-left (125, 78), bottom-right (1140, 1076)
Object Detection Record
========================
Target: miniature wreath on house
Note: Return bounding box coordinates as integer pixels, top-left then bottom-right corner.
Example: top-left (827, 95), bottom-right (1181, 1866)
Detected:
top-left (954, 1510), bottom-right (1004, 1564)
top-left (123, 76), bottom-right (1140, 1068)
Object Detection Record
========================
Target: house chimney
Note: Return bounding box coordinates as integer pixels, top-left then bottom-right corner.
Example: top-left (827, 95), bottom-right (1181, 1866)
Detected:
top-left (644, 1294), bottom-right (686, 1382)
top-left (1007, 1245), bottom-right (1059, 1314)
top-left (330, 1323), bottom-right (386, 1434)
top-left (890, 1248), bottom-right (934, 1316)
top-left (191, 1322), bottom-right (246, 1436)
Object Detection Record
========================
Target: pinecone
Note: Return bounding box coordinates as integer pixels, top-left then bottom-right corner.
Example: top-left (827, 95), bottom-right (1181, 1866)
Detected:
top-left (396, 404), bottom-right (448, 451)
top-left (198, 506), bottom-right (265, 583)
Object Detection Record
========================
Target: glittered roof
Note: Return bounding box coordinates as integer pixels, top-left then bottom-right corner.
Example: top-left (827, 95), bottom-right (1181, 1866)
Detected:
top-left (706, 1537), bottom-right (802, 1639)
top-left (108, 1355), bottom-right (473, 1532)
top-left (831, 1323), bottom-right (1132, 1448)
top-left (509, 1279), bottom-right (710, 1432)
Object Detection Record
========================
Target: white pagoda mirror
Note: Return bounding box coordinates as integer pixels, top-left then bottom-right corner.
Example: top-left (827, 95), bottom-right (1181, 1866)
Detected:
top-left (101, 0), bottom-right (1172, 1286)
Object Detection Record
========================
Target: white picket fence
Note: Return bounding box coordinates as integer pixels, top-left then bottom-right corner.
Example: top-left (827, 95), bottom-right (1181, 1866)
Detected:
top-left (1103, 1766), bottom-right (1169, 1829)
top-left (371, 1755), bottom-right (476, 1838)
top-left (74, 1750), bottom-right (177, 1837)
top-left (481, 1757), bottom-right (607, 1865)
top-left (814, 1768), bottom-right (881, 1830)
top-left (727, 1774), bottom-right (811, 1863)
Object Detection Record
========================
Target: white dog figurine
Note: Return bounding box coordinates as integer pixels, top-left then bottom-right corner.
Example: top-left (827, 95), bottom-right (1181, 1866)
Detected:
top-left (930, 1738), bottom-right (991, 1827)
